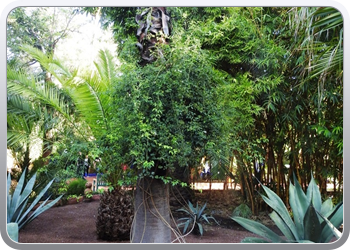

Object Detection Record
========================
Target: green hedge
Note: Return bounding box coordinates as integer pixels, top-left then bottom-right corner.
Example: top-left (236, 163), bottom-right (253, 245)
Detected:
top-left (66, 178), bottom-right (87, 196)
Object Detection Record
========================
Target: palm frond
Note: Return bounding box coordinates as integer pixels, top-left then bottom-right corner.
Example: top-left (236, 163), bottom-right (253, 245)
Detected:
top-left (312, 7), bottom-right (343, 31)
top-left (59, 49), bottom-right (116, 137)
top-left (7, 66), bottom-right (83, 136)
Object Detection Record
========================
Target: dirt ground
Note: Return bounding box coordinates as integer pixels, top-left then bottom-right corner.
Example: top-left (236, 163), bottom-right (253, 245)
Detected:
top-left (18, 189), bottom-right (277, 244)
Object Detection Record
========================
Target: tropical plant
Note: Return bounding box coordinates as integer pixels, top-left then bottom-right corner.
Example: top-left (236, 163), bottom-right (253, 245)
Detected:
top-left (177, 201), bottom-right (219, 236)
top-left (7, 168), bottom-right (63, 241)
top-left (232, 174), bottom-right (343, 243)
top-left (96, 189), bottom-right (134, 241)
top-left (7, 7), bottom-right (81, 163)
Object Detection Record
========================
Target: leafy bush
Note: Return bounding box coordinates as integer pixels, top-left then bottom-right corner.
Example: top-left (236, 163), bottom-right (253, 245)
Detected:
top-left (232, 174), bottom-right (343, 243)
top-left (232, 204), bottom-right (252, 219)
top-left (7, 168), bottom-right (62, 241)
top-left (66, 178), bottom-right (87, 196)
top-left (177, 201), bottom-right (219, 236)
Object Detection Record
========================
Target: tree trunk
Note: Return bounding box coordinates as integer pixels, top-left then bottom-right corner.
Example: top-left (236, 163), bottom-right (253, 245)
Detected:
top-left (131, 176), bottom-right (171, 243)
top-left (131, 7), bottom-right (173, 243)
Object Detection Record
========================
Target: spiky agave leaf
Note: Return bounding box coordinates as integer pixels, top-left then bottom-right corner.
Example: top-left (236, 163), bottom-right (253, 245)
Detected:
top-left (7, 169), bottom-right (36, 223)
top-left (321, 198), bottom-right (334, 215)
top-left (303, 204), bottom-right (322, 242)
top-left (7, 169), bottom-right (62, 229)
top-left (259, 182), bottom-right (299, 241)
top-left (288, 173), bottom-right (308, 239)
top-left (18, 194), bottom-right (63, 229)
top-left (232, 216), bottom-right (286, 243)
top-left (197, 202), bottom-right (207, 217)
top-left (7, 223), bottom-right (19, 242)
top-left (177, 219), bottom-right (192, 234)
top-left (269, 211), bottom-right (296, 241)
top-left (319, 201), bottom-right (343, 242)
top-left (306, 174), bottom-right (322, 212)
top-left (201, 214), bottom-right (219, 225)
top-left (16, 178), bottom-right (63, 229)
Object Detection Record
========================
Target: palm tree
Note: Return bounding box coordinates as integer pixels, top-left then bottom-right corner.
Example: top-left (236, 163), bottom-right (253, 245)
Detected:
top-left (7, 63), bottom-right (76, 166)
top-left (290, 7), bottom-right (343, 107)
top-left (7, 45), bottom-right (117, 168)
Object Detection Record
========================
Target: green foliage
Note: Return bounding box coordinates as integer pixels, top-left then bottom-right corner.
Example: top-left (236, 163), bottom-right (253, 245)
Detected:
top-left (232, 173), bottom-right (343, 243)
top-left (66, 178), bottom-right (87, 196)
top-left (7, 168), bottom-right (63, 231)
top-left (8, 7), bottom-right (343, 218)
top-left (177, 201), bottom-right (219, 236)
top-left (84, 191), bottom-right (93, 199)
top-left (232, 204), bottom-right (252, 219)
top-left (7, 7), bottom-right (78, 65)
top-left (110, 29), bottom-right (227, 181)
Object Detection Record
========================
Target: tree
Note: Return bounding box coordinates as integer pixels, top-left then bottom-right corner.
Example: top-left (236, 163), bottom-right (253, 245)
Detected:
top-left (178, 7), bottom-right (342, 205)
top-left (7, 7), bottom-right (78, 68)
top-left (7, 44), bottom-right (118, 181)
top-left (7, 7), bottom-right (80, 164)
top-left (88, 7), bottom-right (227, 242)
top-left (83, 5), bottom-right (343, 223)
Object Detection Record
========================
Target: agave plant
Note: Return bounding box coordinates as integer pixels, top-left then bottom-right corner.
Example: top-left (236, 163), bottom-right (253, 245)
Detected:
top-left (232, 174), bottom-right (343, 243)
top-left (7, 168), bottom-right (62, 241)
top-left (177, 201), bottom-right (219, 236)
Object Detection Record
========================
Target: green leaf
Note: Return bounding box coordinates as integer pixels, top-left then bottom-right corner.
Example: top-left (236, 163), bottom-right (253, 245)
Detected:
top-left (7, 169), bottom-right (62, 230)
top-left (19, 195), bottom-right (63, 229)
top-left (197, 223), bottom-right (204, 236)
top-left (306, 174), bottom-right (322, 212)
top-left (316, 207), bottom-right (342, 241)
top-left (319, 202), bottom-right (343, 242)
top-left (198, 202), bottom-right (207, 217)
top-left (321, 198), bottom-right (334, 215)
top-left (269, 211), bottom-right (295, 241)
top-left (260, 184), bottom-right (299, 241)
top-left (232, 216), bottom-right (285, 243)
top-left (288, 174), bottom-right (308, 239)
top-left (303, 204), bottom-right (322, 242)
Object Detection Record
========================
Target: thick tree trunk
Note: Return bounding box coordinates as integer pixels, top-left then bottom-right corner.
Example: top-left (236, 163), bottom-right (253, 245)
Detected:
top-left (131, 7), bottom-right (173, 243)
top-left (131, 177), bottom-right (171, 243)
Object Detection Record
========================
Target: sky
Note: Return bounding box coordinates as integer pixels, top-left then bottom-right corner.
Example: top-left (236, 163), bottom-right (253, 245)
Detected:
top-left (54, 9), bottom-right (117, 72)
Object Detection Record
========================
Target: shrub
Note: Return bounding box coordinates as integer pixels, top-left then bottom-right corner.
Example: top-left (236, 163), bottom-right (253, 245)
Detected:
top-left (66, 178), bottom-right (87, 196)
top-left (232, 204), bottom-right (252, 219)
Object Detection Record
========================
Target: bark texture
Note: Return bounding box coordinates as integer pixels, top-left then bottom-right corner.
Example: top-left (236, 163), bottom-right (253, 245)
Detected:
top-left (131, 177), bottom-right (171, 243)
